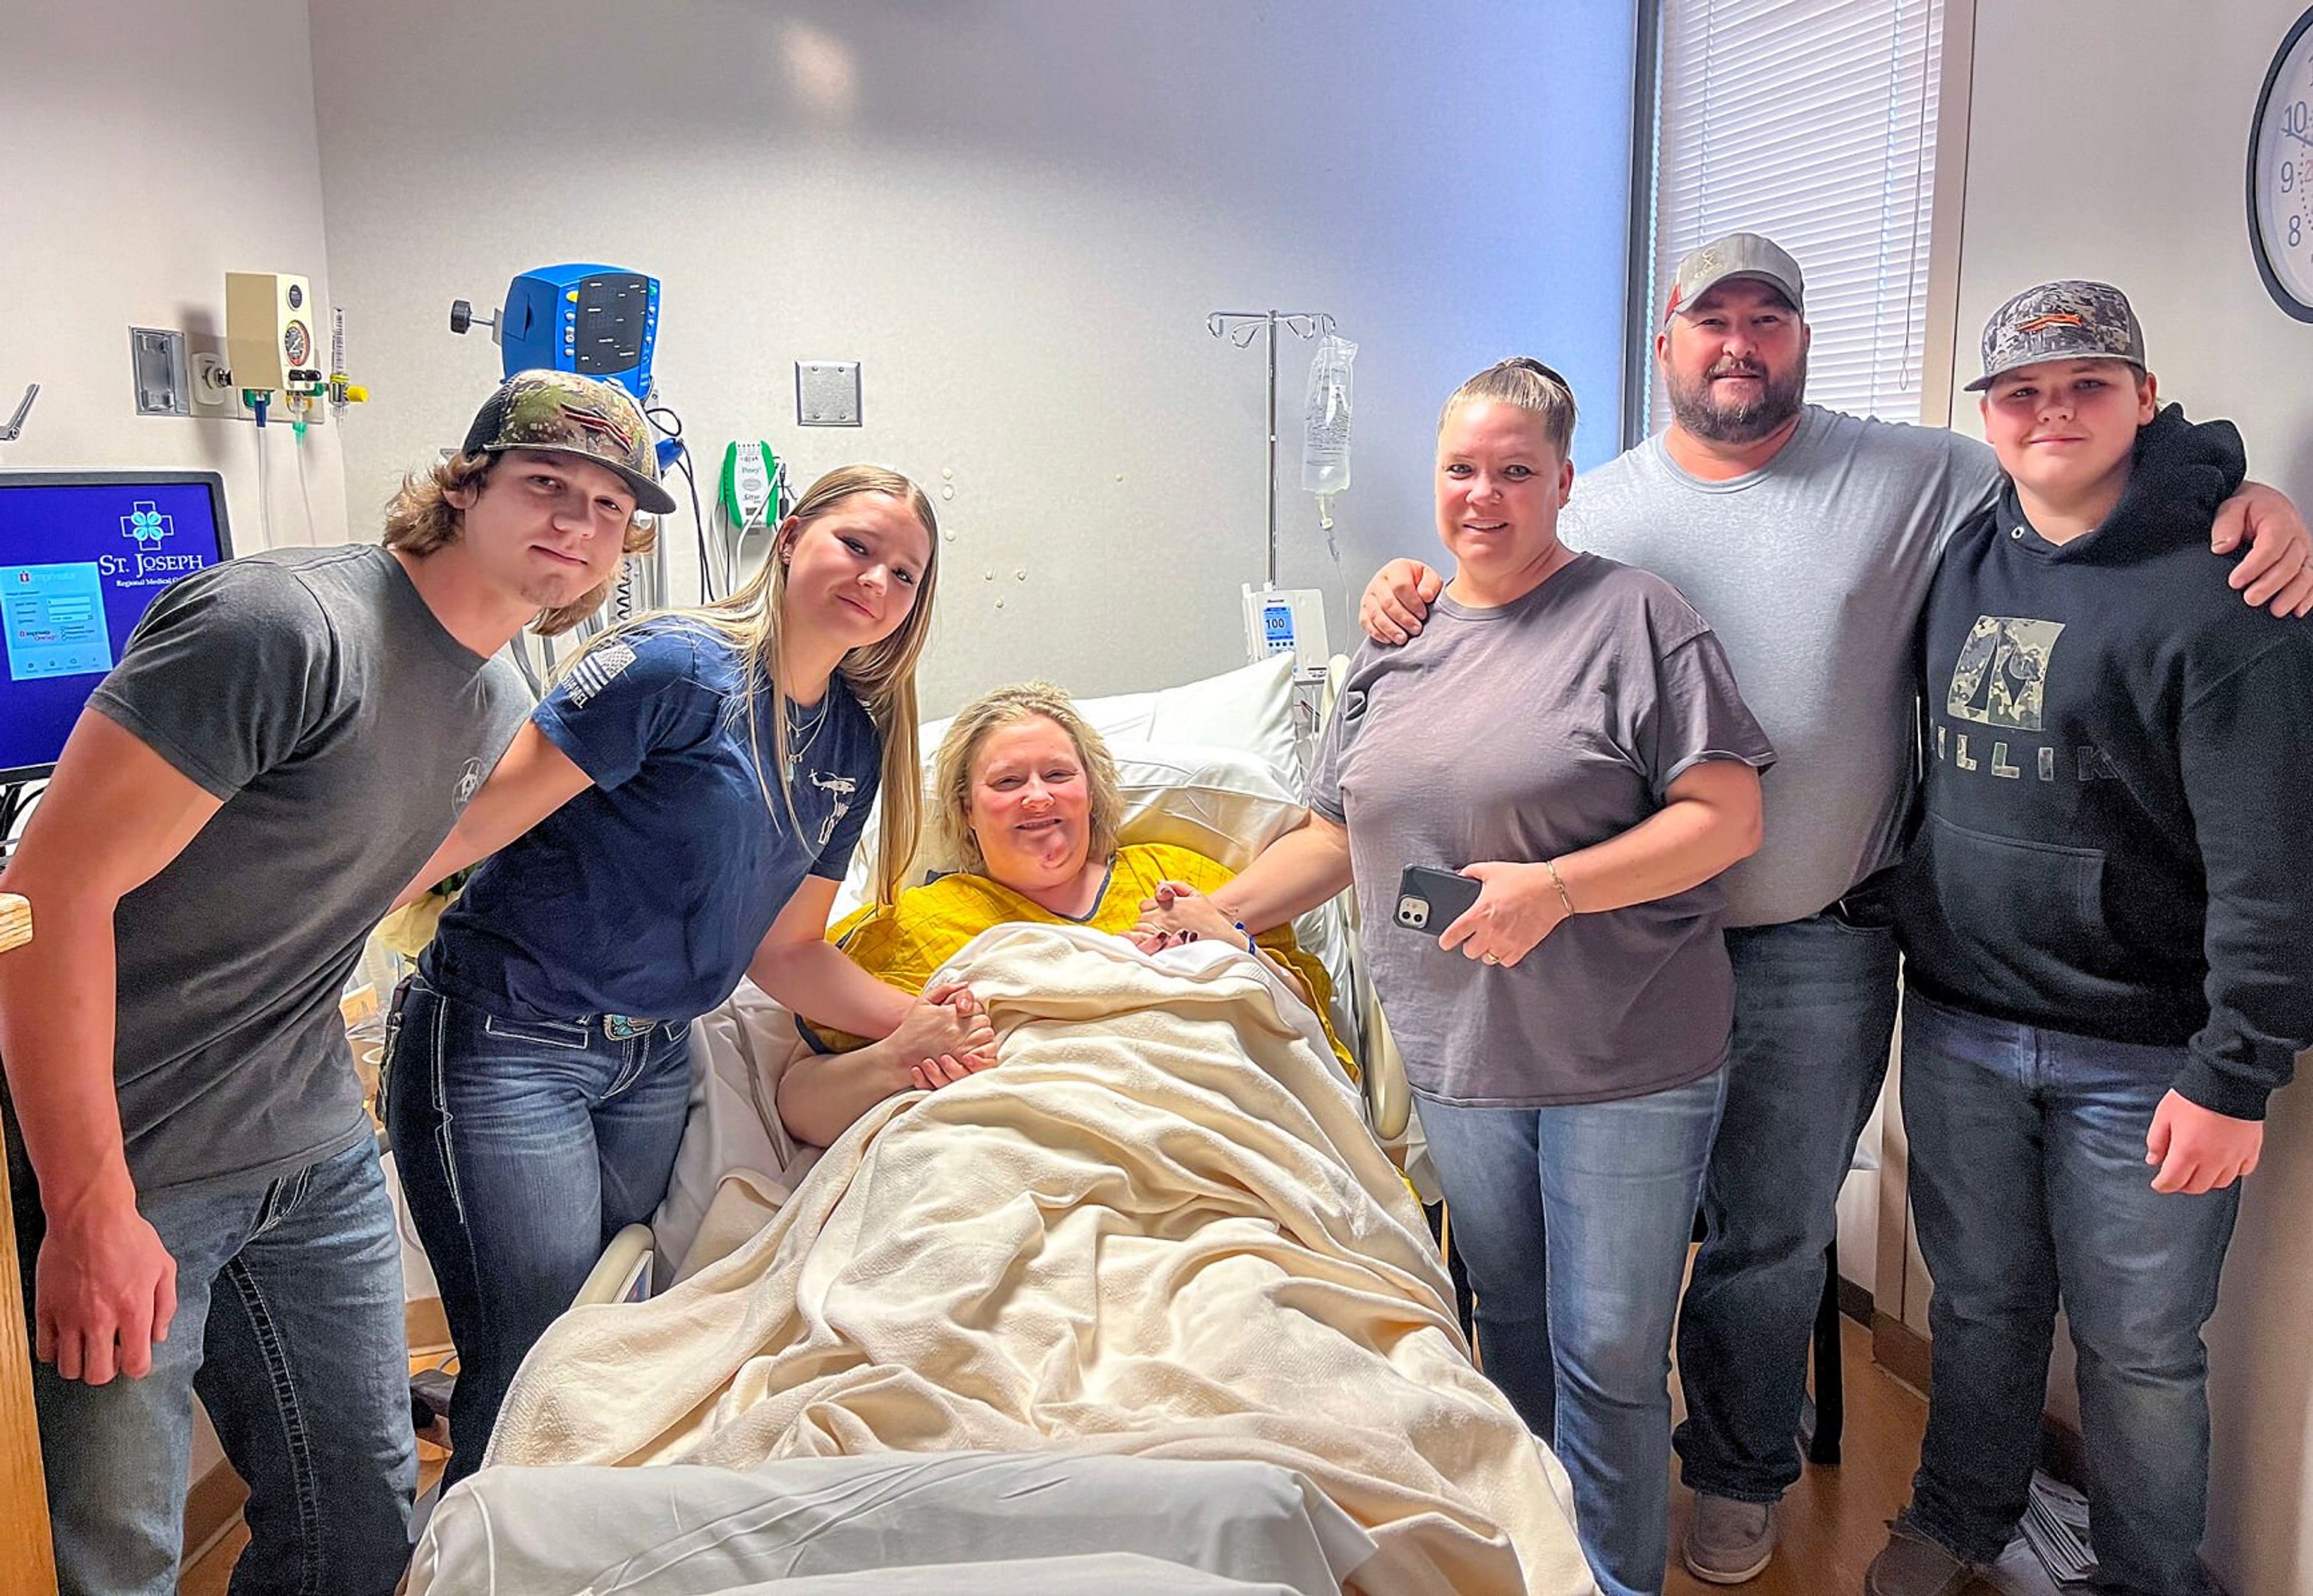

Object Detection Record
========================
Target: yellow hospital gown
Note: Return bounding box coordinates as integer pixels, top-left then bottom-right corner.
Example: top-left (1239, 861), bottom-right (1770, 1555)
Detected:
top-left (818, 841), bottom-right (1355, 1075)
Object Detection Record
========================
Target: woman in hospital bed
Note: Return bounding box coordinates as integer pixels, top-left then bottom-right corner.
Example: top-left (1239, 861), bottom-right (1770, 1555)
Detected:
top-left (473, 681), bottom-right (1599, 1594)
top-left (774, 680), bottom-right (1353, 1147)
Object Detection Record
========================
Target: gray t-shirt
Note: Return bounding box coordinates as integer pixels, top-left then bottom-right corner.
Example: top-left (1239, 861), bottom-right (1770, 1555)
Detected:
top-left (1309, 554), bottom-right (1774, 1106)
top-left (87, 545), bottom-right (529, 1194)
top-left (1565, 407), bottom-right (2000, 927)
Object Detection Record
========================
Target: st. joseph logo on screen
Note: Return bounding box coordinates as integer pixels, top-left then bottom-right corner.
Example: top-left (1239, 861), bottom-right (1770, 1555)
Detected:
top-left (99, 500), bottom-right (207, 580)
top-left (122, 503), bottom-right (173, 549)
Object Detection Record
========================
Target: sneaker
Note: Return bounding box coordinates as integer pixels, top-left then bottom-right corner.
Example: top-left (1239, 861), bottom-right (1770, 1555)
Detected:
top-left (1682, 1493), bottom-right (1775, 1584)
top-left (1864, 1520), bottom-right (1996, 1596)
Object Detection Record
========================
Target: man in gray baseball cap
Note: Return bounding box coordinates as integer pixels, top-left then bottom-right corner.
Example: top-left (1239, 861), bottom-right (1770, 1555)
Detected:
top-left (1664, 230), bottom-right (1808, 320)
top-left (1352, 232), bottom-right (2313, 1589)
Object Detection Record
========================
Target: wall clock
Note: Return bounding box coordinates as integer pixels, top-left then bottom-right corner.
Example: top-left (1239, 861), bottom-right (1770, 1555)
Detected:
top-left (2250, 5), bottom-right (2313, 320)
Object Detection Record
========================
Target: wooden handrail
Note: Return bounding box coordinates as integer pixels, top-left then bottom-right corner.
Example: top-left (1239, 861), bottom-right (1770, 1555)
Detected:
top-left (0, 891), bottom-right (59, 1594)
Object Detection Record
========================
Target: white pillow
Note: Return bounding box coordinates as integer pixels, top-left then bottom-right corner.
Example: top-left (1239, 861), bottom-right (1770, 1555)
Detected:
top-left (1093, 652), bottom-right (1300, 778)
top-left (911, 654), bottom-right (1300, 805)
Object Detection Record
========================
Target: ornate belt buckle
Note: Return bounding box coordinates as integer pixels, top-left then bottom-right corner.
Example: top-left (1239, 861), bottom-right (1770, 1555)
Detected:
top-left (602, 1014), bottom-right (654, 1041)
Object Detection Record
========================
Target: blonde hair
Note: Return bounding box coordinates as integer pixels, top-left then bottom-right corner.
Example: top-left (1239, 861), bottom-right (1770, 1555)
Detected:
top-left (379, 450), bottom-right (658, 637)
top-left (1439, 357), bottom-right (1579, 460)
top-left (932, 682), bottom-right (1122, 877)
top-left (669, 465), bottom-right (944, 906)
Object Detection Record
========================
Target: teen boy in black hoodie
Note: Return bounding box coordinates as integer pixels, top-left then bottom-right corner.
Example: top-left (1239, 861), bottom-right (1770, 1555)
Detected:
top-left (1870, 282), bottom-right (2313, 1596)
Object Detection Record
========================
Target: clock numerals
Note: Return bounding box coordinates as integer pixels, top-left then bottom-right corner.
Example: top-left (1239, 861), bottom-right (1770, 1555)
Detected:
top-left (2249, 11), bottom-right (2313, 320)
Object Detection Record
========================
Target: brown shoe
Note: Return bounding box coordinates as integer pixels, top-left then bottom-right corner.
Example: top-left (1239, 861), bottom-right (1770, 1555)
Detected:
top-left (1864, 1521), bottom-right (1996, 1596)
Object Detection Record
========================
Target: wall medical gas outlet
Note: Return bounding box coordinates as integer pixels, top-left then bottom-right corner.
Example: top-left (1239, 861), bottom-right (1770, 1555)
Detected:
top-left (226, 273), bottom-right (322, 396)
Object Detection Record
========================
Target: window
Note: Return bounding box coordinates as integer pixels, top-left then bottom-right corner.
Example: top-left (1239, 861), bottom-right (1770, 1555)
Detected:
top-left (1634, 0), bottom-right (1949, 437)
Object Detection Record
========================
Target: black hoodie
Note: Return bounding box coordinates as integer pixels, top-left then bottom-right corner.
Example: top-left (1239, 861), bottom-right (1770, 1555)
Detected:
top-left (1899, 405), bottom-right (2313, 1119)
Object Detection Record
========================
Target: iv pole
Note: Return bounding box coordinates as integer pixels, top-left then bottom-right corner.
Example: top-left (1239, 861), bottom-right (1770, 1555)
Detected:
top-left (1206, 311), bottom-right (1334, 586)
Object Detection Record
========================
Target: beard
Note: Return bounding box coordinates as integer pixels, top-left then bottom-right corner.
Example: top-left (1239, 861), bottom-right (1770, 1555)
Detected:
top-left (1667, 354), bottom-right (1807, 444)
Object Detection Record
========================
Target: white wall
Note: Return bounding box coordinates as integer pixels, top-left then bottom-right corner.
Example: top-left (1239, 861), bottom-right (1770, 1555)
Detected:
top-left (0, 1), bottom-right (349, 551)
top-left (1948, 5), bottom-right (2313, 1589)
top-left (305, 0), bottom-right (1639, 715)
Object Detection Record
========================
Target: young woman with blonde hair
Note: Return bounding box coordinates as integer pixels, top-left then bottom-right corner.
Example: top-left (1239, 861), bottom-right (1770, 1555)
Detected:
top-left (382, 460), bottom-right (987, 1486)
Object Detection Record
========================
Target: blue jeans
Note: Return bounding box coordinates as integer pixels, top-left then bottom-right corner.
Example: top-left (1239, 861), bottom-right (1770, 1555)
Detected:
top-left (383, 975), bottom-right (691, 1489)
top-left (1900, 993), bottom-right (2237, 1596)
top-left (1675, 907), bottom-right (1900, 1502)
top-left (1416, 1068), bottom-right (1726, 1596)
top-left (11, 1137), bottom-right (415, 1596)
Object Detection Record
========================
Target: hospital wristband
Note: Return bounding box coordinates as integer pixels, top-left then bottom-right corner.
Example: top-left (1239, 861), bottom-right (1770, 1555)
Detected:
top-left (1232, 920), bottom-right (1258, 954)
top-left (1542, 859), bottom-right (1578, 917)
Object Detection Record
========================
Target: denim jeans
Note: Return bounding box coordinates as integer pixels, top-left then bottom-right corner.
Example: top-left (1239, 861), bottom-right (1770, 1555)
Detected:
top-left (1416, 1067), bottom-right (1726, 1596)
top-left (383, 975), bottom-right (691, 1489)
top-left (1675, 907), bottom-right (1900, 1502)
top-left (10, 1136), bottom-right (416, 1596)
top-left (1900, 992), bottom-right (2238, 1596)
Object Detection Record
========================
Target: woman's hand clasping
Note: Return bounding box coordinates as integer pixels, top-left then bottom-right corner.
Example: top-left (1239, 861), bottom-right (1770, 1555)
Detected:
top-left (1129, 881), bottom-right (1237, 952)
top-left (897, 983), bottom-right (996, 1093)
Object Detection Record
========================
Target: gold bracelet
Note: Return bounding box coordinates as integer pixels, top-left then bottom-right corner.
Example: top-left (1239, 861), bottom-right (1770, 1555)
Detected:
top-left (1542, 858), bottom-right (1578, 917)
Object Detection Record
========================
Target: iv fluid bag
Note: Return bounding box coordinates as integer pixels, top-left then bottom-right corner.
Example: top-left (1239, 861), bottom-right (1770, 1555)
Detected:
top-left (1301, 334), bottom-right (1355, 496)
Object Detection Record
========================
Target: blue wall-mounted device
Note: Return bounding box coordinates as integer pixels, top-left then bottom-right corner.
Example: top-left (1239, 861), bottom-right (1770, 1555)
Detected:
top-left (451, 264), bottom-right (661, 401)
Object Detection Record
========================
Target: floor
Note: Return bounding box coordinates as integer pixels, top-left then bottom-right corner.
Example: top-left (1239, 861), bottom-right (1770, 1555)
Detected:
top-left (181, 1314), bottom-right (2012, 1596)
top-left (1665, 1316), bottom-right (1921, 1595)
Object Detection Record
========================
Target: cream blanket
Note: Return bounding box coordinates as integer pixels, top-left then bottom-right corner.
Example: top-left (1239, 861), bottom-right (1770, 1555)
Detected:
top-left (490, 924), bottom-right (1594, 1595)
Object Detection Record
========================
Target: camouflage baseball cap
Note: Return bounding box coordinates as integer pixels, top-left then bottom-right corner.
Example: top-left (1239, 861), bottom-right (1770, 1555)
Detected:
top-left (460, 370), bottom-right (675, 514)
top-left (1967, 280), bottom-right (2146, 391)
top-left (1666, 232), bottom-right (1805, 319)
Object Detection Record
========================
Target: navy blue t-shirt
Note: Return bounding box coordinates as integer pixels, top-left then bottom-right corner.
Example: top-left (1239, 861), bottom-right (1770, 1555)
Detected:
top-left (422, 621), bottom-right (881, 1023)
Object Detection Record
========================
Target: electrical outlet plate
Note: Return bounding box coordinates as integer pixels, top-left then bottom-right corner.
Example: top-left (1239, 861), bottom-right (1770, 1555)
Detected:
top-left (796, 360), bottom-right (861, 426)
top-left (130, 326), bottom-right (190, 416)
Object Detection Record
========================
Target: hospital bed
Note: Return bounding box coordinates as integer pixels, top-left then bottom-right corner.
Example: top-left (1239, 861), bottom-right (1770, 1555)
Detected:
top-left (401, 655), bottom-right (1602, 1594)
top-left (381, 653), bottom-right (1409, 1309)
top-left (579, 650), bottom-right (1414, 1305)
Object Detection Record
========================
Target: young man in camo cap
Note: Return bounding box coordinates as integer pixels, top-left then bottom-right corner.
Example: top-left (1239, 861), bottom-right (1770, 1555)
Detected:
top-left (0, 369), bottom-right (669, 1595)
top-left (1869, 282), bottom-right (2313, 1596)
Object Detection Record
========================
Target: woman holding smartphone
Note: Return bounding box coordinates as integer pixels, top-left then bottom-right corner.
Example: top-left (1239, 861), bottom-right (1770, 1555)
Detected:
top-left (1137, 358), bottom-right (1771, 1596)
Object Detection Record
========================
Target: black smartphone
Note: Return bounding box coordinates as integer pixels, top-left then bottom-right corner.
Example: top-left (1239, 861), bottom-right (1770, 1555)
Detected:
top-left (1394, 865), bottom-right (1482, 935)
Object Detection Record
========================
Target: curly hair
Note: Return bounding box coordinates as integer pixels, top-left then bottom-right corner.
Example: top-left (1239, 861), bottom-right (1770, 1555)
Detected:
top-left (379, 450), bottom-right (658, 637)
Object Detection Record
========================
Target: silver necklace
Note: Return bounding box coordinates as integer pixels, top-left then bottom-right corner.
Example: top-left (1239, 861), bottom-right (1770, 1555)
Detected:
top-left (785, 694), bottom-right (830, 772)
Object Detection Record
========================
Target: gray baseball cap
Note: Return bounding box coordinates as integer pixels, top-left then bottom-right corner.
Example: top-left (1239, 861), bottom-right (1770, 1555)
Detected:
top-left (1967, 280), bottom-right (2146, 391)
top-left (1666, 232), bottom-right (1806, 319)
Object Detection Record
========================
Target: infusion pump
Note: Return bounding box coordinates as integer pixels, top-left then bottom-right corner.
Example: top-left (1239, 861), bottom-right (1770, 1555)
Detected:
top-left (1242, 585), bottom-right (1329, 677)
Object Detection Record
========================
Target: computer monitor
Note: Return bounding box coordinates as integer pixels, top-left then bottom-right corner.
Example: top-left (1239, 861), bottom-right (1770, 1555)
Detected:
top-left (1, 471), bottom-right (233, 783)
